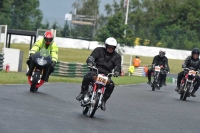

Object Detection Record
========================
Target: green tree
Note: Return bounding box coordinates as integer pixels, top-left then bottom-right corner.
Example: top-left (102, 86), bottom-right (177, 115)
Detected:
top-left (96, 12), bottom-right (134, 46)
top-left (0, 0), bottom-right (14, 27)
top-left (11, 0), bottom-right (43, 30)
top-left (41, 20), bottom-right (50, 29)
top-left (60, 21), bottom-right (70, 37)
top-left (0, 0), bottom-right (43, 30)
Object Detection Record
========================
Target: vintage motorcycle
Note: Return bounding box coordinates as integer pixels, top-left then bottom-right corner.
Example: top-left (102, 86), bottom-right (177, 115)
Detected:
top-left (80, 66), bottom-right (116, 118)
top-left (151, 65), bottom-right (167, 91)
top-left (179, 67), bottom-right (199, 101)
top-left (27, 48), bottom-right (52, 92)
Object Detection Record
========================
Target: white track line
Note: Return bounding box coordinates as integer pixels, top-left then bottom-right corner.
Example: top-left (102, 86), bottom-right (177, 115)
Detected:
top-left (118, 83), bottom-right (145, 86)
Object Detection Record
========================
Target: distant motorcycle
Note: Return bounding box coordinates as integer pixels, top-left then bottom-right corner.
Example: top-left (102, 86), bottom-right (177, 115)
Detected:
top-left (27, 48), bottom-right (52, 92)
top-left (151, 65), bottom-right (167, 91)
top-left (80, 66), bottom-right (116, 118)
top-left (179, 67), bottom-right (198, 101)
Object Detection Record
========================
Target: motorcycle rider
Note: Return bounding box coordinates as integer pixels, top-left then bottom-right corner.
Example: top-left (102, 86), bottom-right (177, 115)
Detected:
top-left (26, 30), bottom-right (58, 82)
top-left (76, 37), bottom-right (121, 111)
top-left (147, 50), bottom-right (170, 86)
top-left (175, 48), bottom-right (200, 97)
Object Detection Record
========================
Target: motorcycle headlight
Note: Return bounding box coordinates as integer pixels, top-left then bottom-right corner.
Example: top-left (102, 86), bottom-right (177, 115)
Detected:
top-left (36, 57), bottom-right (47, 66)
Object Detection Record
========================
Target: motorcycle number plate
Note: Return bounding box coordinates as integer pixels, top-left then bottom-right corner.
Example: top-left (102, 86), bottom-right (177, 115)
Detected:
top-left (96, 74), bottom-right (108, 85)
top-left (155, 66), bottom-right (161, 72)
top-left (189, 70), bottom-right (196, 75)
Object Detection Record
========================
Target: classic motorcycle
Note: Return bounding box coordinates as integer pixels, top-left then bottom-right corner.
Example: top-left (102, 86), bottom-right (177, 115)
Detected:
top-left (151, 65), bottom-right (167, 91)
top-left (80, 66), bottom-right (116, 118)
top-left (27, 48), bottom-right (52, 92)
top-left (179, 67), bottom-right (199, 101)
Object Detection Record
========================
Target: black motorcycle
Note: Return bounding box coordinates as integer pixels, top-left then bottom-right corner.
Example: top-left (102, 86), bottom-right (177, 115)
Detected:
top-left (27, 48), bottom-right (52, 92)
top-left (179, 68), bottom-right (198, 101)
top-left (80, 66), bottom-right (116, 118)
top-left (151, 65), bottom-right (167, 91)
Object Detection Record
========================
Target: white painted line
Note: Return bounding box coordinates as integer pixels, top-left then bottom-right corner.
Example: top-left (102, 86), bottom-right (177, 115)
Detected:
top-left (118, 83), bottom-right (145, 87)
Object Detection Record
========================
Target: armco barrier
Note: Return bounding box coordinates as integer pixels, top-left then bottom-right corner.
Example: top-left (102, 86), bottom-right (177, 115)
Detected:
top-left (0, 53), bottom-right (3, 71)
top-left (52, 61), bottom-right (89, 77)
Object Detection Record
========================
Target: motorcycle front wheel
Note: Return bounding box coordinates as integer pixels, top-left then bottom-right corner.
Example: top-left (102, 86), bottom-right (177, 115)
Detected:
top-left (30, 71), bottom-right (40, 92)
top-left (88, 93), bottom-right (99, 118)
top-left (82, 107), bottom-right (89, 115)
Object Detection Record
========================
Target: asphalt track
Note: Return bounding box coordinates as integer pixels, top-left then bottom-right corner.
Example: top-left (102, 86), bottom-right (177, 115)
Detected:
top-left (168, 73), bottom-right (177, 78)
top-left (0, 83), bottom-right (200, 133)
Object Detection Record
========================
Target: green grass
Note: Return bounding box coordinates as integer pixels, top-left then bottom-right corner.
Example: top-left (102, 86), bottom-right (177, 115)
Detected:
top-left (123, 54), bottom-right (183, 74)
top-left (0, 43), bottom-right (184, 74)
top-left (0, 71), bottom-right (147, 85)
top-left (112, 76), bottom-right (147, 85)
top-left (3, 43), bottom-right (92, 71)
top-left (0, 71), bottom-right (83, 84)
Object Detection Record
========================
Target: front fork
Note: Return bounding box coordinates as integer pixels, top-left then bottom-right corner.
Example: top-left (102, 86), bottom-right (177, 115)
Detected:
top-left (30, 67), bottom-right (43, 83)
top-left (153, 72), bottom-right (160, 86)
top-left (183, 80), bottom-right (194, 94)
top-left (90, 84), bottom-right (105, 107)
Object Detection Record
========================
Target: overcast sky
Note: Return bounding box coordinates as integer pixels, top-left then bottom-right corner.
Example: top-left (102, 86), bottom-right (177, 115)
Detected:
top-left (39, 0), bottom-right (121, 26)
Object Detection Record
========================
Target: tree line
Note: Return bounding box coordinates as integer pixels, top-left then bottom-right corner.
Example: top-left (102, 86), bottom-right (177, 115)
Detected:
top-left (1, 0), bottom-right (200, 50)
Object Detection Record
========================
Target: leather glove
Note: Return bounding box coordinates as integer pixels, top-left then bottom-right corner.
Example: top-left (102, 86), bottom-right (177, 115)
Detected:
top-left (182, 64), bottom-right (186, 68)
top-left (87, 62), bottom-right (94, 67)
top-left (163, 69), bottom-right (168, 74)
top-left (28, 53), bottom-right (33, 60)
top-left (51, 61), bottom-right (56, 68)
top-left (113, 71), bottom-right (120, 77)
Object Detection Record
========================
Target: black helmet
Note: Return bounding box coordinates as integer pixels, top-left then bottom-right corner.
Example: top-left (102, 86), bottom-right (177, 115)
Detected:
top-left (191, 48), bottom-right (199, 55)
top-left (159, 50), bottom-right (166, 57)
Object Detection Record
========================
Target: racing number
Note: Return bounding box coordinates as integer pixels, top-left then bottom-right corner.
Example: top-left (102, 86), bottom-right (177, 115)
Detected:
top-left (98, 77), bottom-right (106, 83)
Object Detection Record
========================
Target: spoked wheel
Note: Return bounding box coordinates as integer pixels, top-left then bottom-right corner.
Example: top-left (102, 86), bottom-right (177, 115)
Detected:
top-left (182, 83), bottom-right (190, 101)
top-left (30, 72), bottom-right (40, 93)
top-left (88, 93), bottom-right (99, 118)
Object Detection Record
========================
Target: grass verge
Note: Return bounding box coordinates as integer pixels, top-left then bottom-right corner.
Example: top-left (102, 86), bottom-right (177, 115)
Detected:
top-left (0, 71), bottom-right (147, 85)
top-left (1, 43), bottom-right (184, 74)
top-left (123, 54), bottom-right (184, 74)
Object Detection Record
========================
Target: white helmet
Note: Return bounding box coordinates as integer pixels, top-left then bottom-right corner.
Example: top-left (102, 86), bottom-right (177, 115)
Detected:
top-left (105, 37), bottom-right (117, 47)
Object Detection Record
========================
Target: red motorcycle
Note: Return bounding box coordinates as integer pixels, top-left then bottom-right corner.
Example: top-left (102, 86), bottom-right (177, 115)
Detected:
top-left (179, 67), bottom-right (199, 100)
top-left (80, 66), bottom-right (116, 118)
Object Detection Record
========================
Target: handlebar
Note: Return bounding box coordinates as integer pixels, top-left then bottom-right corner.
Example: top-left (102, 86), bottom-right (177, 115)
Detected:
top-left (87, 66), bottom-right (115, 77)
top-left (183, 67), bottom-right (199, 74)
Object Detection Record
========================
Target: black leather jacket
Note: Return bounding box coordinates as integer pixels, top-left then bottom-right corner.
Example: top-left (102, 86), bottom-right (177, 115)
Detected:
top-left (183, 56), bottom-right (200, 71)
top-left (88, 47), bottom-right (121, 74)
top-left (152, 55), bottom-right (170, 72)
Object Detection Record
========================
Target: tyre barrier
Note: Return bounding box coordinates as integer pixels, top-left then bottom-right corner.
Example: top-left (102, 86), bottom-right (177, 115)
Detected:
top-left (0, 53), bottom-right (4, 71)
top-left (51, 61), bottom-right (89, 77)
